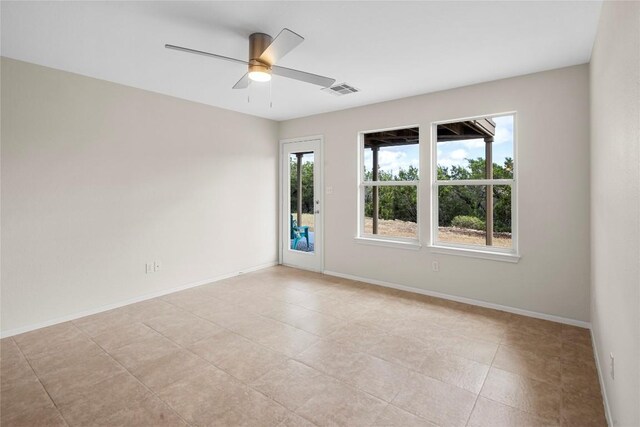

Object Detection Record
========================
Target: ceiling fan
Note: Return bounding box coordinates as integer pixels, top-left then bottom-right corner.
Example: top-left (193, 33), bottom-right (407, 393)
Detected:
top-left (165, 28), bottom-right (336, 90)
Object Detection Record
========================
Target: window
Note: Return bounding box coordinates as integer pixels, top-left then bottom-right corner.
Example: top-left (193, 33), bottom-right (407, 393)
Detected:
top-left (432, 114), bottom-right (517, 257)
top-left (358, 126), bottom-right (419, 244)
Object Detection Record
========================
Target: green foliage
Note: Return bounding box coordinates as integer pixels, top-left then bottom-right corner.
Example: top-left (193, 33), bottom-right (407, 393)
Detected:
top-left (363, 165), bottom-right (418, 222)
top-left (451, 215), bottom-right (486, 231)
top-left (437, 157), bottom-right (512, 233)
top-left (291, 156), bottom-right (512, 234)
top-left (289, 158), bottom-right (315, 214)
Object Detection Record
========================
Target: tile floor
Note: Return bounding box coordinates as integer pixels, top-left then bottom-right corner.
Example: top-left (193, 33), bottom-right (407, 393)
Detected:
top-left (1, 266), bottom-right (606, 426)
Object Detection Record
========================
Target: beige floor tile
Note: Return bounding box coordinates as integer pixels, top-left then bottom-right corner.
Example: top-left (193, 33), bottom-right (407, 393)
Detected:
top-left (325, 322), bottom-right (388, 353)
top-left (143, 310), bottom-right (224, 346)
top-left (492, 345), bottom-right (562, 385)
top-left (1, 353), bottom-right (39, 392)
top-left (459, 305), bottom-right (514, 324)
top-left (73, 307), bottom-right (135, 336)
top-left (216, 289), bottom-right (288, 314)
top-left (388, 313), bottom-right (454, 343)
top-left (297, 339), bottom-right (408, 401)
top-left (1, 338), bottom-right (25, 363)
top-left (314, 283), bottom-right (361, 301)
top-left (38, 352), bottom-right (126, 406)
top-left (347, 353), bottom-right (410, 402)
top-left (189, 330), bottom-right (288, 382)
top-left (295, 379), bottom-right (387, 426)
top-left (157, 365), bottom-right (288, 426)
top-left (561, 360), bottom-right (601, 398)
top-left (28, 338), bottom-right (105, 377)
top-left (364, 333), bottom-right (429, 370)
top-left (295, 294), bottom-right (369, 320)
top-left (449, 317), bottom-right (507, 343)
top-left (392, 371), bottom-right (477, 427)
top-left (93, 322), bottom-right (158, 352)
top-left (98, 395), bottom-right (187, 426)
top-left (0, 377), bottom-right (55, 422)
top-left (561, 325), bottom-right (592, 347)
top-left (160, 287), bottom-right (222, 311)
top-left (226, 313), bottom-right (296, 339)
top-left (57, 372), bottom-right (151, 425)
top-left (248, 320), bottom-right (320, 357)
top-left (480, 367), bottom-right (561, 421)
top-left (356, 308), bottom-right (417, 332)
top-left (515, 317), bottom-right (564, 338)
top-left (251, 359), bottom-right (337, 411)
top-left (0, 402), bottom-right (66, 427)
top-left (165, 291), bottom-right (232, 313)
top-left (467, 396), bottom-right (559, 427)
top-left (197, 306), bottom-right (265, 330)
top-left (12, 322), bottom-right (88, 360)
top-left (109, 333), bottom-right (180, 372)
top-left (561, 392), bottom-right (607, 427)
top-left (278, 413), bottom-right (318, 427)
top-left (262, 304), bottom-right (345, 337)
top-left (296, 340), bottom-right (365, 381)
top-left (502, 328), bottom-right (563, 359)
top-left (371, 404), bottom-right (437, 427)
top-left (264, 286), bottom-right (322, 305)
top-left (284, 277), bottom-right (337, 294)
top-left (418, 349), bottom-right (490, 393)
top-left (132, 349), bottom-right (211, 392)
top-left (428, 333), bottom-right (499, 365)
top-left (123, 299), bottom-right (184, 321)
top-left (561, 341), bottom-right (596, 366)
top-left (4, 267), bottom-right (605, 427)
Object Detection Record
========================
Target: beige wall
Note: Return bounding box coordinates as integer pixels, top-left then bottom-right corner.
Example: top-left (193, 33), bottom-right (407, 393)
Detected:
top-left (590, 1), bottom-right (640, 425)
top-left (280, 65), bottom-right (591, 322)
top-left (1, 58), bottom-right (279, 334)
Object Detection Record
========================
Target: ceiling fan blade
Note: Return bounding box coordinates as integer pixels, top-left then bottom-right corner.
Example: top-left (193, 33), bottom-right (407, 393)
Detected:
top-left (258, 28), bottom-right (304, 65)
top-left (232, 73), bottom-right (250, 89)
top-left (272, 65), bottom-right (335, 88)
top-left (165, 44), bottom-right (248, 66)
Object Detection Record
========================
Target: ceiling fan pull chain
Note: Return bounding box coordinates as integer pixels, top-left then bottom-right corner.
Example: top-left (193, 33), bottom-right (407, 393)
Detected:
top-left (269, 79), bottom-right (273, 108)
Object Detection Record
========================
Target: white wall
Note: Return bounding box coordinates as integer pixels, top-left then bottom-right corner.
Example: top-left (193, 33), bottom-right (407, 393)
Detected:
top-left (280, 65), bottom-right (591, 322)
top-left (1, 58), bottom-right (279, 334)
top-left (589, 1), bottom-right (640, 425)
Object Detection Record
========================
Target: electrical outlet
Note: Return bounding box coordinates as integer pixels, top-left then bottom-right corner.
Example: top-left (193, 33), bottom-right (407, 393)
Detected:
top-left (432, 261), bottom-right (439, 272)
top-left (610, 353), bottom-right (615, 379)
top-left (145, 263), bottom-right (154, 274)
top-left (154, 261), bottom-right (161, 272)
top-left (326, 186), bottom-right (333, 194)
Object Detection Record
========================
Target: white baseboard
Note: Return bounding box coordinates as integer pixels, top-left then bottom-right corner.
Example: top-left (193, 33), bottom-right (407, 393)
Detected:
top-left (1, 262), bottom-right (277, 339)
top-left (323, 270), bottom-right (591, 328)
top-left (590, 328), bottom-right (613, 426)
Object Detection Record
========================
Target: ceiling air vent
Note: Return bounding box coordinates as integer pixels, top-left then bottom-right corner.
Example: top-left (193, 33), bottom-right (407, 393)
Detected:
top-left (322, 82), bottom-right (359, 96)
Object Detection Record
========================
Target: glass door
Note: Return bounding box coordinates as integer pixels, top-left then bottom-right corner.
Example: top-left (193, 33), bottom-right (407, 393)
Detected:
top-left (281, 138), bottom-right (322, 271)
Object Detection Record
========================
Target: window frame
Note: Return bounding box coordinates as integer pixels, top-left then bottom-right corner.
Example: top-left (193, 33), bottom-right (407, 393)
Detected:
top-left (430, 112), bottom-right (519, 262)
top-left (356, 124), bottom-right (421, 248)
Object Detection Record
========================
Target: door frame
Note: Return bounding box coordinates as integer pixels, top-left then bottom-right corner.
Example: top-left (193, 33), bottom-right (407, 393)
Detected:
top-left (278, 135), bottom-right (325, 272)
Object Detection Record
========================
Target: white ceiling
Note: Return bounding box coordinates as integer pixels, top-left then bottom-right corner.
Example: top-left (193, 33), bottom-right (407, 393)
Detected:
top-left (1, 1), bottom-right (602, 121)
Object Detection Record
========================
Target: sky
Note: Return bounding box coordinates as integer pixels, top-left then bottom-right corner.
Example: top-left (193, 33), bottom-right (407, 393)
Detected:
top-left (363, 115), bottom-right (514, 177)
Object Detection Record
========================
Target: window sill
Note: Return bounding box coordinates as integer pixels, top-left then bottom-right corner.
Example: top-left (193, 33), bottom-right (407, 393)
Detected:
top-left (354, 236), bottom-right (422, 251)
top-left (428, 245), bottom-right (520, 263)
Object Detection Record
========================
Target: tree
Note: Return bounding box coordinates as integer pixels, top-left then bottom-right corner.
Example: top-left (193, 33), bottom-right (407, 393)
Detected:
top-left (289, 158), bottom-right (314, 214)
top-left (436, 157), bottom-right (513, 232)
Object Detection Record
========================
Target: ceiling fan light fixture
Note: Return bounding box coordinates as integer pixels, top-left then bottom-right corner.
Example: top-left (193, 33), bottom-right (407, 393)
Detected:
top-left (248, 70), bottom-right (272, 82)
top-left (248, 62), bottom-right (272, 82)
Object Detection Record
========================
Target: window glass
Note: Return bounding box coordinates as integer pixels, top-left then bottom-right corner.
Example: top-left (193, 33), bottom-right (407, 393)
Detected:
top-left (433, 113), bottom-right (516, 253)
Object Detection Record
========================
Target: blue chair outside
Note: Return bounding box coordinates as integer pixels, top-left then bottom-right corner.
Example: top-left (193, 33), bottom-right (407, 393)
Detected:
top-left (290, 215), bottom-right (310, 250)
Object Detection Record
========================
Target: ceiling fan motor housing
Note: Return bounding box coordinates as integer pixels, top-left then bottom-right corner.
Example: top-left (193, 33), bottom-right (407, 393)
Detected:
top-left (249, 32), bottom-right (273, 73)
